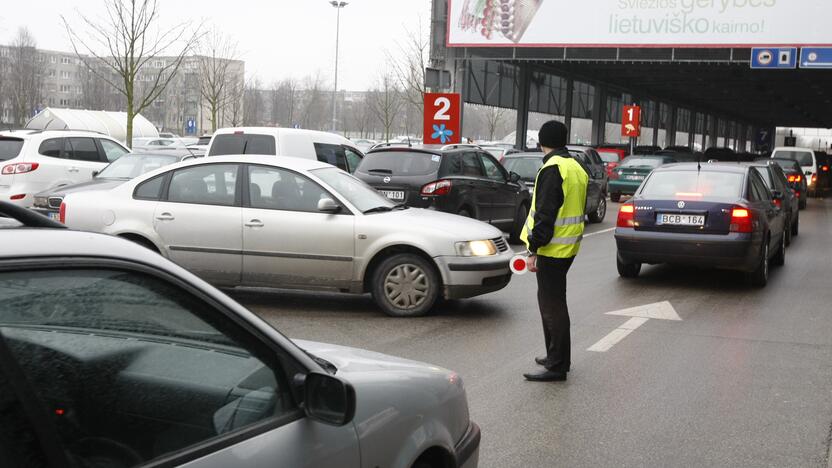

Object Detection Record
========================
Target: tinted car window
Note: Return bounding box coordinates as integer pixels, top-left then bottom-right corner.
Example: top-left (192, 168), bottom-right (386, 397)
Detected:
top-left (0, 137), bottom-right (24, 161)
top-left (587, 150), bottom-right (604, 165)
top-left (68, 137), bottom-right (102, 162)
top-left (343, 146), bottom-right (363, 174)
top-left (597, 151), bottom-right (620, 163)
top-left (314, 167), bottom-right (393, 213)
top-left (99, 139), bottom-right (130, 162)
top-left (209, 134), bottom-right (276, 156)
top-left (134, 174), bottom-right (167, 200)
top-left (503, 158), bottom-right (542, 182)
top-left (772, 150), bottom-right (813, 167)
top-left (752, 167), bottom-right (774, 190)
top-left (0, 268), bottom-right (293, 466)
top-left (248, 165), bottom-right (329, 212)
top-left (641, 171), bottom-right (744, 198)
top-left (168, 164), bottom-right (238, 206)
top-left (480, 153), bottom-right (507, 182)
top-left (314, 143), bottom-right (348, 171)
top-left (359, 151), bottom-right (441, 176)
top-left (38, 138), bottom-right (64, 158)
top-left (461, 152), bottom-right (484, 177)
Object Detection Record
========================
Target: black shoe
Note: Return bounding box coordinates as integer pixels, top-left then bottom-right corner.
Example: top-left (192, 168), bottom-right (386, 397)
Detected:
top-left (523, 369), bottom-right (567, 382)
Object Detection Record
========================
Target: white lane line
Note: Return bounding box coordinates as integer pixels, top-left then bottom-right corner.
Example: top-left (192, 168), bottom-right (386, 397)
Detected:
top-left (584, 227), bottom-right (616, 238)
top-left (587, 317), bottom-right (649, 352)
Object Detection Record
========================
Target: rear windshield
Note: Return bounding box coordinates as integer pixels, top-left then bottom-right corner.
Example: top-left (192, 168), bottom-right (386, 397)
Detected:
top-left (357, 151), bottom-right (440, 176)
top-left (503, 157), bottom-right (542, 181)
top-left (772, 150), bottom-right (813, 167)
top-left (208, 134), bottom-right (276, 156)
top-left (620, 157), bottom-right (664, 168)
top-left (770, 159), bottom-right (800, 173)
top-left (641, 170), bottom-right (744, 198)
top-left (0, 138), bottom-right (24, 161)
top-left (597, 151), bottom-right (619, 163)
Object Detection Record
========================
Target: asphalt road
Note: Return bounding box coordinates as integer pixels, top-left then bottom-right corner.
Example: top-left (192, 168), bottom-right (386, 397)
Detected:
top-left (233, 198), bottom-right (832, 468)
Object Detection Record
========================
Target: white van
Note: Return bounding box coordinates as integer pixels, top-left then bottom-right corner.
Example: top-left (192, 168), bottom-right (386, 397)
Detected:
top-left (207, 127), bottom-right (364, 173)
top-left (771, 147), bottom-right (819, 195)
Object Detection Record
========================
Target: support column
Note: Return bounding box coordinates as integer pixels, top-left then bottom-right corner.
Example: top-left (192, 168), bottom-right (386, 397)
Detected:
top-left (591, 84), bottom-right (607, 146)
top-left (564, 78), bottom-right (574, 143)
top-left (666, 105), bottom-right (678, 147)
top-left (514, 64), bottom-right (532, 151)
top-left (688, 110), bottom-right (697, 149)
top-left (700, 115), bottom-right (708, 151)
top-left (651, 102), bottom-right (660, 147)
top-left (708, 115), bottom-right (719, 149)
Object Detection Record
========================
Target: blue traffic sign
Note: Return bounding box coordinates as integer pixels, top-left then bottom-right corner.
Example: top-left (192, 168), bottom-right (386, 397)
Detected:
top-left (750, 47), bottom-right (797, 69)
top-left (800, 48), bottom-right (832, 69)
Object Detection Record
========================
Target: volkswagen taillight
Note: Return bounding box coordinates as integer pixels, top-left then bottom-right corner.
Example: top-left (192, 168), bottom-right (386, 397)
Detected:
top-left (617, 203), bottom-right (635, 228)
top-left (421, 180), bottom-right (452, 196)
top-left (730, 207), bottom-right (752, 233)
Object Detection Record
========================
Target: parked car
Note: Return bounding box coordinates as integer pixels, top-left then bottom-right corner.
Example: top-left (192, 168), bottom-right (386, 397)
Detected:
top-left (615, 163), bottom-right (788, 287)
top-left (767, 158), bottom-right (809, 209)
top-left (745, 161), bottom-right (800, 243)
top-left (481, 145), bottom-right (519, 163)
top-left (634, 145), bottom-right (662, 154)
top-left (0, 129), bottom-right (130, 207)
top-left (63, 155), bottom-right (514, 317)
top-left (355, 146), bottom-right (532, 242)
top-left (608, 155), bottom-right (677, 202)
top-left (568, 146), bottom-right (609, 222)
top-left (501, 151), bottom-right (607, 224)
top-left (31, 151), bottom-right (200, 220)
top-left (352, 138), bottom-right (377, 153)
top-left (597, 147), bottom-right (627, 180)
top-left (187, 134), bottom-right (214, 153)
top-left (814, 151), bottom-right (831, 192)
top-left (207, 127), bottom-right (364, 173)
top-left (704, 147), bottom-right (738, 161)
top-left (770, 147), bottom-right (819, 196)
top-left (0, 201), bottom-right (480, 468)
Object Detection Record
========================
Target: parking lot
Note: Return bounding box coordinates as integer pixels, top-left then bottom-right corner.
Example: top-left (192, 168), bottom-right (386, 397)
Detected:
top-left (235, 198), bottom-right (832, 468)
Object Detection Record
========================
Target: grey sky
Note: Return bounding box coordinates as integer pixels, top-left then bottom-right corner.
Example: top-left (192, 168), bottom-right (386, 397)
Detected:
top-left (0, 0), bottom-right (431, 91)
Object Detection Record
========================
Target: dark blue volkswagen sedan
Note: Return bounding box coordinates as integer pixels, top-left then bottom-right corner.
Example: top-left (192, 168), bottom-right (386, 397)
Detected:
top-left (614, 163), bottom-right (788, 287)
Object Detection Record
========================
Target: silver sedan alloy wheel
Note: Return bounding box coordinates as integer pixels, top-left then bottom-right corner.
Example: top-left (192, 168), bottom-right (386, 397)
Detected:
top-left (384, 263), bottom-right (429, 310)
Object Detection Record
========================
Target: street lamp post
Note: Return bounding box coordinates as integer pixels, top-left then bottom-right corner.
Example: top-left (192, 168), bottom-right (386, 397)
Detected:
top-left (330, 1), bottom-right (348, 134)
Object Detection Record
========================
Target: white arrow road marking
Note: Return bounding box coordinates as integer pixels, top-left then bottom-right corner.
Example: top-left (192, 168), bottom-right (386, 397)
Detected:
top-left (584, 227), bottom-right (615, 238)
top-left (587, 301), bottom-right (681, 353)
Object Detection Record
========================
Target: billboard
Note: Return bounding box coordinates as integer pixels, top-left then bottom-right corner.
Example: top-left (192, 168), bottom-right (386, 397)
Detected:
top-left (447, 0), bottom-right (832, 48)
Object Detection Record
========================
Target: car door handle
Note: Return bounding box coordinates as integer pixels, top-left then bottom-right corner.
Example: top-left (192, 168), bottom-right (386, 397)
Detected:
top-left (245, 219), bottom-right (264, 228)
top-left (68, 167), bottom-right (80, 173)
top-left (155, 213), bottom-right (175, 221)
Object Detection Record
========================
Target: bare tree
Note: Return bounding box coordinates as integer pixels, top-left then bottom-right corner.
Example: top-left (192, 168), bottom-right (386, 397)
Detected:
top-left (62, 0), bottom-right (201, 147)
top-left (300, 72), bottom-right (327, 130)
top-left (243, 76), bottom-right (262, 126)
top-left (482, 106), bottom-right (508, 141)
top-left (369, 73), bottom-right (404, 142)
top-left (196, 28), bottom-right (241, 132)
top-left (227, 78), bottom-right (245, 127)
top-left (387, 20), bottom-right (429, 135)
top-left (0, 46), bottom-right (9, 124)
top-left (8, 28), bottom-right (45, 126)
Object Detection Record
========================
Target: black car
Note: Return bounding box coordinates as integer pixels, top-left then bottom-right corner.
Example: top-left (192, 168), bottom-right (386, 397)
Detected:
top-left (767, 158), bottom-right (809, 209)
top-left (746, 161), bottom-right (800, 243)
top-left (814, 152), bottom-right (831, 192)
top-left (635, 145), bottom-right (662, 154)
top-left (354, 146), bottom-right (531, 242)
top-left (502, 151), bottom-right (607, 224)
top-left (615, 163), bottom-right (788, 287)
top-left (31, 151), bottom-right (200, 219)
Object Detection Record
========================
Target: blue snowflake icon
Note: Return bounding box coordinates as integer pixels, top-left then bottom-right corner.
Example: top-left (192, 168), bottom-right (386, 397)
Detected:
top-left (432, 124), bottom-right (454, 144)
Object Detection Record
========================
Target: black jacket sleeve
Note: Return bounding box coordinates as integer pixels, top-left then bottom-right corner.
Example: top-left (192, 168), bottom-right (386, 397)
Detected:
top-left (528, 164), bottom-right (564, 254)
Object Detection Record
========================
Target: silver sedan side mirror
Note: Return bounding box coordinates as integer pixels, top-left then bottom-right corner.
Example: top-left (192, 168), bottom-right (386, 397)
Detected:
top-left (318, 198), bottom-right (341, 214)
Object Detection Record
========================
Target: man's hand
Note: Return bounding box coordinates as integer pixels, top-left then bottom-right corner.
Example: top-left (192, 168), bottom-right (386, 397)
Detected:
top-left (527, 254), bottom-right (538, 273)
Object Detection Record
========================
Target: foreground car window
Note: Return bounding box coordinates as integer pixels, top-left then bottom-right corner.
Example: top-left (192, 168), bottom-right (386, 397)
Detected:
top-left (99, 154), bottom-right (178, 179)
top-left (641, 171), bottom-right (744, 198)
top-left (503, 158), bottom-right (542, 181)
top-left (0, 269), bottom-right (296, 466)
top-left (0, 137), bottom-right (24, 160)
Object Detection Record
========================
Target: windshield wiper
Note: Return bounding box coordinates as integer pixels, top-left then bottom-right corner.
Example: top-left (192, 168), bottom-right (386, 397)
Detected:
top-left (367, 168), bottom-right (393, 174)
top-left (363, 205), bottom-right (394, 214)
top-left (391, 203), bottom-right (409, 210)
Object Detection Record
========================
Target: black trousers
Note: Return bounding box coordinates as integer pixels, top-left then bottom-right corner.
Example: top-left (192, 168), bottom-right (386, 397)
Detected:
top-left (535, 255), bottom-right (575, 372)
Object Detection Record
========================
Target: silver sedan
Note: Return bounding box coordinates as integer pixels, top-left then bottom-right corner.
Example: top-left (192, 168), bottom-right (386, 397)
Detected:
top-left (63, 155), bottom-right (514, 316)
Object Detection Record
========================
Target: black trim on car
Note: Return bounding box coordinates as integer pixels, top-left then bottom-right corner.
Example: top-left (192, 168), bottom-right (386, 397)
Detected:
top-left (448, 260), bottom-right (510, 272)
top-left (455, 421), bottom-right (481, 467)
top-left (170, 246), bottom-right (242, 255)
top-left (169, 246), bottom-right (353, 262)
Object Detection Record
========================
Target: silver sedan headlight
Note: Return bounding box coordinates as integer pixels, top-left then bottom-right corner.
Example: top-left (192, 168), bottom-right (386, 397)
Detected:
top-left (455, 240), bottom-right (498, 257)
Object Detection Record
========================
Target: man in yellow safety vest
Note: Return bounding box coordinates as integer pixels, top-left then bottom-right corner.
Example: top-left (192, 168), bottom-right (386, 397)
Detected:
top-left (520, 120), bottom-right (588, 382)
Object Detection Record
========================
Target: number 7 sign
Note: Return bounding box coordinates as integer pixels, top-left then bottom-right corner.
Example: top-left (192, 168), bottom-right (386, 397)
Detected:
top-left (424, 93), bottom-right (461, 145)
top-left (622, 105), bottom-right (641, 138)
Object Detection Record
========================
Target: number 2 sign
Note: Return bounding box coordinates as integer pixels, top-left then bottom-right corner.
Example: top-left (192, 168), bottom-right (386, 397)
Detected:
top-left (424, 93), bottom-right (461, 145)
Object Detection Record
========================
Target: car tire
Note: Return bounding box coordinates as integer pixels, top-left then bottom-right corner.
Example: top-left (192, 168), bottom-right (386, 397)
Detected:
top-left (371, 253), bottom-right (440, 317)
top-left (792, 215), bottom-right (800, 237)
top-left (610, 193), bottom-right (621, 203)
top-left (772, 231), bottom-right (786, 267)
top-left (616, 253), bottom-right (641, 278)
top-left (588, 196), bottom-right (607, 224)
top-left (748, 241), bottom-right (769, 288)
top-left (798, 198), bottom-right (807, 210)
top-left (458, 208), bottom-right (472, 218)
top-left (509, 204), bottom-right (528, 244)
top-left (784, 216), bottom-right (792, 246)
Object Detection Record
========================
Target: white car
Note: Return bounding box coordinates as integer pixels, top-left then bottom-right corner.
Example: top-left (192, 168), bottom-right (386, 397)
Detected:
top-left (770, 147), bottom-right (819, 195)
top-left (0, 129), bottom-right (130, 207)
top-left (207, 127), bottom-right (364, 173)
top-left (62, 155), bottom-right (514, 317)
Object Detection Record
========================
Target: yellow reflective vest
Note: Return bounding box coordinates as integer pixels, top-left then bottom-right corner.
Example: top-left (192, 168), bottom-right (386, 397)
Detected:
top-left (520, 155), bottom-right (588, 258)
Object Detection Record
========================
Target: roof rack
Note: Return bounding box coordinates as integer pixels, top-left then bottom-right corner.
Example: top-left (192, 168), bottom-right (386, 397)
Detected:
top-left (0, 201), bottom-right (66, 229)
top-left (22, 129), bottom-right (107, 136)
top-left (370, 142), bottom-right (413, 150)
top-left (440, 144), bottom-right (482, 151)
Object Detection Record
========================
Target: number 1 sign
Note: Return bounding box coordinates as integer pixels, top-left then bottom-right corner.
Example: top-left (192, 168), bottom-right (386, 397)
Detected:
top-left (622, 105), bottom-right (641, 138)
top-left (424, 93), bottom-right (461, 145)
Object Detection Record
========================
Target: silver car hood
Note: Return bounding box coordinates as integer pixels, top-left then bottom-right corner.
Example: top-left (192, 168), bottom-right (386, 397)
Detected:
top-left (295, 339), bottom-right (445, 375)
top-left (363, 207), bottom-right (503, 240)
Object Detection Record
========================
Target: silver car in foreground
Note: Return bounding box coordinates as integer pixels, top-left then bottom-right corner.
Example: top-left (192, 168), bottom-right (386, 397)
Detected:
top-left (62, 155), bottom-right (514, 317)
top-left (0, 203), bottom-right (480, 467)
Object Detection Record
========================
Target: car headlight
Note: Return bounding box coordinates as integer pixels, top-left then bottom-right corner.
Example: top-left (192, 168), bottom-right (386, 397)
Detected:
top-left (455, 240), bottom-right (497, 257)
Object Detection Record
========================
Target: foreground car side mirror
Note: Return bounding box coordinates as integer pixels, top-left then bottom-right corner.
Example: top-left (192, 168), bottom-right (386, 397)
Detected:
top-left (509, 172), bottom-right (521, 183)
top-left (304, 372), bottom-right (356, 426)
top-left (318, 198), bottom-right (341, 214)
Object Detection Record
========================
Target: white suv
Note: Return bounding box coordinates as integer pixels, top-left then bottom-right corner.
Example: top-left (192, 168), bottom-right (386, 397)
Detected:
top-left (0, 130), bottom-right (130, 207)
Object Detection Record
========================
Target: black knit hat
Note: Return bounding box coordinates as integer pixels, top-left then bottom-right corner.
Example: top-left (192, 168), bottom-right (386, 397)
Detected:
top-left (538, 120), bottom-right (568, 148)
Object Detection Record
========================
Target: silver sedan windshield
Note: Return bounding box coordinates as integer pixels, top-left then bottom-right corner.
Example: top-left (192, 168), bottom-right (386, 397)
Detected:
top-left (313, 167), bottom-right (394, 213)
